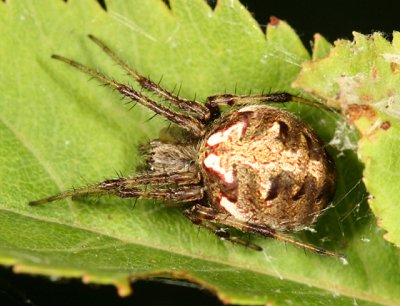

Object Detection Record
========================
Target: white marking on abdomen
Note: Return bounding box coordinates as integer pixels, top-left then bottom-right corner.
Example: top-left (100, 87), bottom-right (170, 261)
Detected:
top-left (220, 196), bottom-right (247, 221)
top-left (206, 121), bottom-right (246, 146)
top-left (203, 153), bottom-right (235, 183)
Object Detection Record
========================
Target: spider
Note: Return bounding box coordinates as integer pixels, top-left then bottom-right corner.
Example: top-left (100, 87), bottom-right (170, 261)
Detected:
top-left (30, 35), bottom-right (343, 259)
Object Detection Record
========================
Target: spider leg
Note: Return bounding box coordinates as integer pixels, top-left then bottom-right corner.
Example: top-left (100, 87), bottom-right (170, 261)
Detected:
top-left (184, 204), bottom-right (344, 259)
top-left (205, 93), bottom-right (334, 117)
top-left (51, 55), bottom-right (206, 138)
top-left (185, 208), bottom-right (262, 250)
top-left (29, 171), bottom-right (202, 206)
top-left (115, 185), bottom-right (204, 201)
top-left (88, 35), bottom-right (210, 121)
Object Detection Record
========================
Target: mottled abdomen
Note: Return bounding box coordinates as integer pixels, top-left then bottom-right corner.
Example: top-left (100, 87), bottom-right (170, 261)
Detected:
top-left (199, 105), bottom-right (335, 232)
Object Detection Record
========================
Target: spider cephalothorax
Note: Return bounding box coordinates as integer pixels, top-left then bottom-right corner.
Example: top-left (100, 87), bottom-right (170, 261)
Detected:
top-left (30, 35), bottom-right (341, 258)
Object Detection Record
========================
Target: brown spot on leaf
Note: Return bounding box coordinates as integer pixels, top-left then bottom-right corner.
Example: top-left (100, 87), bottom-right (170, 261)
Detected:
top-left (346, 104), bottom-right (377, 123)
top-left (390, 62), bottom-right (400, 73)
top-left (381, 121), bottom-right (391, 130)
top-left (269, 16), bottom-right (280, 26)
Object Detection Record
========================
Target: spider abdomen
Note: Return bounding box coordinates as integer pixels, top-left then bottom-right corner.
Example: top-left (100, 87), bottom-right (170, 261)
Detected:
top-left (200, 105), bottom-right (335, 232)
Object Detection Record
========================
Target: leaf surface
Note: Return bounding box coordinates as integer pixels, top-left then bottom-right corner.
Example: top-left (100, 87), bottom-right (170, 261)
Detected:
top-left (294, 32), bottom-right (400, 248)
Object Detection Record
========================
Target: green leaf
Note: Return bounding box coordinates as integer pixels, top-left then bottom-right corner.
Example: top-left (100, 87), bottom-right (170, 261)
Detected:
top-left (294, 32), bottom-right (400, 248)
top-left (1, 1), bottom-right (399, 305)
top-left (311, 33), bottom-right (333, 60)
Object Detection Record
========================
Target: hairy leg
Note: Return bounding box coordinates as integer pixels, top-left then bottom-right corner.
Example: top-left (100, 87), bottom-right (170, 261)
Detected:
top-left (184, 205), bottom-right (262, 251)
top-left (29, 171), bottom-right (202, 206)
top-left (205, 93), bottom-right (334, 118)
top-left (88, 35), bottom-right (210, 121)
top-left (184, 204), bottom-right (344, 258)
top-left (51, 55), bottom-right (206, 138)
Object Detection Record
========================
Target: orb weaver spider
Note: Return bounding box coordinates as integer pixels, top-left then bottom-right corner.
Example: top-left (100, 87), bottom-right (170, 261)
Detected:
top-left (30, 35), bottom-right (343, 259)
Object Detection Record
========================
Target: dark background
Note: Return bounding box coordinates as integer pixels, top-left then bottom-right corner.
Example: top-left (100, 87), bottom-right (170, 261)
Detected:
top-left (2, 0), bottom-right (399, 305)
